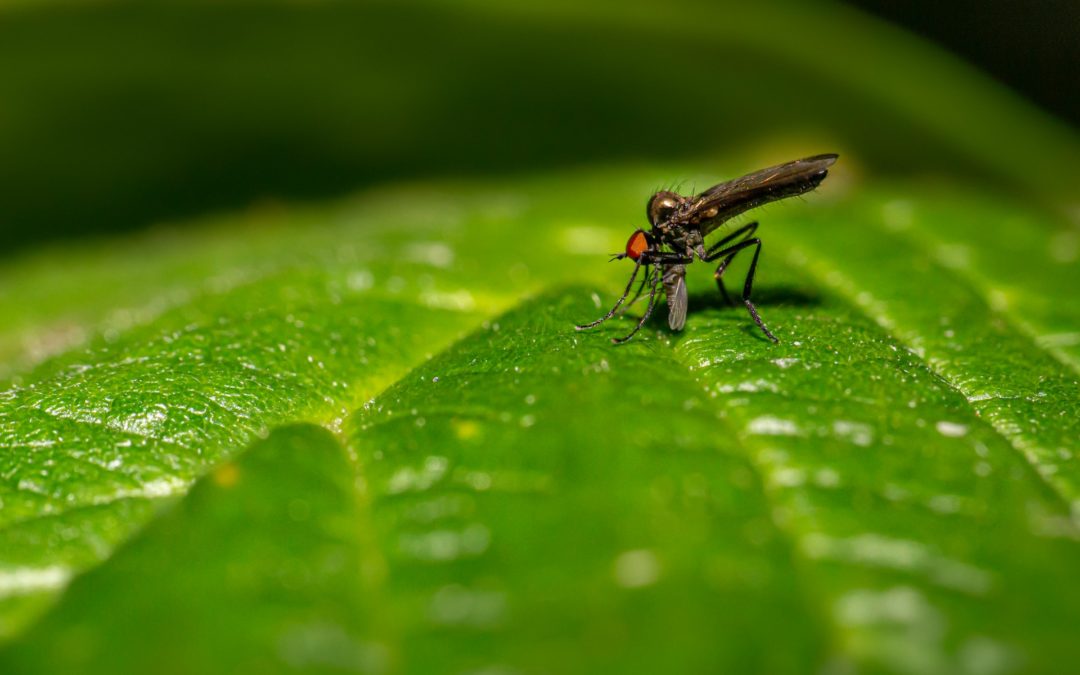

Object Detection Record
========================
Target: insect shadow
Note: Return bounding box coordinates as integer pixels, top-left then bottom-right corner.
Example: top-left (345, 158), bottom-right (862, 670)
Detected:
top-left (686, 284), bottom-right (821, 313)
top-left (612, 283), bottom-right (821, 342)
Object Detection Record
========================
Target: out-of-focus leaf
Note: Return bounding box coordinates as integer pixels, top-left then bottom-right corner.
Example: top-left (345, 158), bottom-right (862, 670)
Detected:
top-left (2, 0), bottom-right (1077, 249)
top-left (1, 424), bottom-right (383, 674)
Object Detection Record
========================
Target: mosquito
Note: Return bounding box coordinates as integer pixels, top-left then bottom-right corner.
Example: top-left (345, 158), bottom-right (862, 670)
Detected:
top-left (576, 153), bottom-right (838, 344)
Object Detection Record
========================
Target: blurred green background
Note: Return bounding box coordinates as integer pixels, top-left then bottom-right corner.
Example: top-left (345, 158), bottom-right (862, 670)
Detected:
top-left (1, 0), bottom-right (1076, 252)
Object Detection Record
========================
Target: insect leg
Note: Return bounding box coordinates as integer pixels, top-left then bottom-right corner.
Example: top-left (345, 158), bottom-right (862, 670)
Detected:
top-left (704, 221), bottom-right (759, 258)
top-left (644, 252), bottom-right (694, 265)
top-left (622, 252), bottom-right (690, 311)
top-left (612, 265), bottom-right (662, 344)
top-left (715, 269), bottom-right (735, 307)
top-left (619, 268), bottom-right (651, 312)
top-left (703, 237), bottom-right (779, 343)
top-left (575, 259), bottom-right (644, 330)
top-left (705, 221), bottom-right (758, 307)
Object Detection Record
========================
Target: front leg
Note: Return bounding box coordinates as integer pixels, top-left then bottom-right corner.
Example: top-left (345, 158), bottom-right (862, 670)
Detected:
top-left (621, 250), bottom-right (691, 311)
top-left (619, 269), bottom-right (652, 313)
top-left (612, 265), bottom-right (663, 344)
top-left (575, 259), bottom-right (644, 330)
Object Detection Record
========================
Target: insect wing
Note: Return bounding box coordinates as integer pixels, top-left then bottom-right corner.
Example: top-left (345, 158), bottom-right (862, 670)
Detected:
top-left (663, 265), bottom-right (688, 331)
top-left (688, 154), bottom-right (837, 234)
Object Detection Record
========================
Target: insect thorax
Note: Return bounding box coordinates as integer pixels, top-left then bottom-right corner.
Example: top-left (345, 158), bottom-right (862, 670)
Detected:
top-left (654, 223), bottom-right (702, 258)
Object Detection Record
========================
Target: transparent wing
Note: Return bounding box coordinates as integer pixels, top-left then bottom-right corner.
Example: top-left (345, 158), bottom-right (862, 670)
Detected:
top-left (684, 154), bottom-right (837, 235)
top-left (663, 265), bottom-right (688, 331)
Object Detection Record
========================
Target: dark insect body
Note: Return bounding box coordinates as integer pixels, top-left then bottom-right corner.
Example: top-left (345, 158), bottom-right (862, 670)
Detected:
top-left (576, 154), bottom-right (838, 344)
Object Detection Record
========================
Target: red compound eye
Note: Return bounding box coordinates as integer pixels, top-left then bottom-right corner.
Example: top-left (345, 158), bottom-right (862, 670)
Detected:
top-left (625, 230), bottom-right (649, 260)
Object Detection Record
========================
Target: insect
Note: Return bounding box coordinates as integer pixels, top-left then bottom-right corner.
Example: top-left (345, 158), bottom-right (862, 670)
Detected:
top-left (576, 154), bottom-right (838, 344)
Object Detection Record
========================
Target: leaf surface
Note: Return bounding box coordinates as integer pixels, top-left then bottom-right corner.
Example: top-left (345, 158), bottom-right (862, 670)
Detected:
top-left (0, 160), bottom-right (1078, 674)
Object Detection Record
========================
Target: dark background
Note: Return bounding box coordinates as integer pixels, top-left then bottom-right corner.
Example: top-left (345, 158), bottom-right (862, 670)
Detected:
top-left (850, 0), bottom-right (1079, 126)
top-left (0, 0), bottom-right (1075, 256)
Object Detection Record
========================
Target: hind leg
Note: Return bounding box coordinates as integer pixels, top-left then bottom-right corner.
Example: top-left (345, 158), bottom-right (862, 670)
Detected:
top-left (705, 222), bottom-right (758, 306)
top-left (704, 235), bottom-right (778, 343)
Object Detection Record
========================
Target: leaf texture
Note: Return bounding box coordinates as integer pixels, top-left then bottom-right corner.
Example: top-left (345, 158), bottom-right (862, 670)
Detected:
top-left (0, 161), bottom-right (1077, 674)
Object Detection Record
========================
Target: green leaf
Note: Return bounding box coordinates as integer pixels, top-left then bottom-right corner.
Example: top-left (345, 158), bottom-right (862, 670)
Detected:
top-left (1, 1), bottom-right (1079, 673)
top-left (1, 159), bottom-right (1078, 673)
top-left (1, 424), bottom-right (385, 673)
